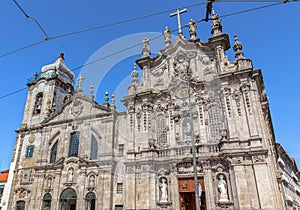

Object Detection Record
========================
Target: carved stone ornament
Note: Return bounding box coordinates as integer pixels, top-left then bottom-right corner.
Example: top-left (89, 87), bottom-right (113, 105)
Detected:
top-left (128, 105), bottom-right (135, 114)
top-left (232, 156), bottom-right (244, 165)
top-left (15, 187), bottom-right (30, 199)
top-left (28, 134), bottom-right (35, 143)
top-left (127, 166), bottom-right (135, 173)
top-left (151, 65), bottom-right (167, 77)
top-left (71, 98), bottom-right (83, 118)
top-left (240, 83), bottom-right (250, 93)
top-left (177, 160), bottom-right (203, 174)
top-left (173, 52), bottom-right (190, 76)
top-left (253, 155), bottom-right (265, 163)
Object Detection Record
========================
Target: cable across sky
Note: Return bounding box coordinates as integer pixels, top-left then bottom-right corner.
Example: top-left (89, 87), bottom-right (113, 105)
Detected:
top-left (0, 1), bottom-right (293, 101)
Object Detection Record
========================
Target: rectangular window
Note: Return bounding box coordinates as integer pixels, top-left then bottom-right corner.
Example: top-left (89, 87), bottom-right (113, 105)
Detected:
top-left (26, 145), bottom-right (34, 158)
top-left (0, 185), bottom-right (4, 201)
top-left (69, 132), bottom-right (80, 157)
top-left (118, 144), bottom-right (124, 156)
top-left (115, 205), bottom-right (123, 210)
top-left (117, 183), bottom-right (123, 194)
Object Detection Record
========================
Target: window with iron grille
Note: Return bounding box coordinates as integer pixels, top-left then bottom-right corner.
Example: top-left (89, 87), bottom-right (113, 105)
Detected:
top-left (208, 106), bottom-right (223, 140)
top-left (117, 183), bottom-right (123, 194)
top-left (156, 115), bottom-right (167, 147)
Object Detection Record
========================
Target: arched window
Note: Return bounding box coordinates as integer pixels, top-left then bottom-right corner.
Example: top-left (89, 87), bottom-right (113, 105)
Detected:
top-left (33, 92), bottom-right (43, 115)
top-left (85, 192), bottom-right (96, 210)
top-left (182, 118), bottom-right (192, 141)
top-left (42, 193), bottom-right (52, 210)
top-left (59, 188), bottom-right (77, 210)
top-left (50, 141), bottom-right (58, 163)
top-left (26, 145), bottom-right (34, 158)
top-left (69, 132), bottom-right (79, 157)
top-left (208, 106), bottom-right (223, 141)
top-left (16, 201), bottom-right (25, 210)
top-left (90, 135), bottom-right (98, 160)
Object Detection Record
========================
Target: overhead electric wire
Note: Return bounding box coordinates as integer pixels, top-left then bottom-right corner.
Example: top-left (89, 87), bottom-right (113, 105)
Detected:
top-left (0, 1), bottom-right (207, 59)
top-left (13, 0), bottom-right (49, 39)
top-left (219, 1), bottom-right (282, 18)
top-left (50, 2), bottom-right (207, 41)
top-left (0, 87), bottom-right (27, 100)
top-left (0, 1), bottom-right (293, 100)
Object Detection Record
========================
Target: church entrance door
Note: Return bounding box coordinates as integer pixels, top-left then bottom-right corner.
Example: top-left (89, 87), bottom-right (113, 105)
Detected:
top-left (178, 178), bottom-right (206, 210)
top-left (59, 188), bottom-right (77, 210)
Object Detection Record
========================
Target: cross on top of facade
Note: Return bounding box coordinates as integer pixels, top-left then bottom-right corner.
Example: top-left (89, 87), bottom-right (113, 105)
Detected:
top-left (170, 8), bottom-right (187, 35)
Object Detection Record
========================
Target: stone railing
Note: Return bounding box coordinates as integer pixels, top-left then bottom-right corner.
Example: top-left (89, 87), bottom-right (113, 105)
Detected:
top-left (128, 144), bottom-right (220, 160)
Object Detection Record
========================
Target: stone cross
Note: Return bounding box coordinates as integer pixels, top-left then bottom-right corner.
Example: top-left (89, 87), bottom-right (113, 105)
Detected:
top-left (77, 75), bottom-right (85, 92)
top-left (170, 8), bottom-right (187, 35)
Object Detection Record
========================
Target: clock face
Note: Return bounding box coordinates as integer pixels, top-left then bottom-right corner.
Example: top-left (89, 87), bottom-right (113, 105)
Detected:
top-left (29, 134), bottom-right (35, 143)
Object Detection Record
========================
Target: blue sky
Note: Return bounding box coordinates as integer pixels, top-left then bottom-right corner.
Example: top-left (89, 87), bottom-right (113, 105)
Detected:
top-left (0, 0), bottom-right (299, 171)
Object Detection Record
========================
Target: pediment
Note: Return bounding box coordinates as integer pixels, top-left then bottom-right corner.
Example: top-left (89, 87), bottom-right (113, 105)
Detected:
top-left (136, 36), bottom-right (214, 70)
top-left (65, 156), bottom-right (98, 168)
top-left (42, 93), bottom-right (112, 125)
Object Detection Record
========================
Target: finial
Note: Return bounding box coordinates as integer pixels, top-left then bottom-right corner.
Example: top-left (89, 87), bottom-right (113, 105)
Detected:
top-left (131, 63), bottom-right (139, 85)
top-left (59, 52), bottom-right (65, 60)
top-left (188, 19), bottom-right (197, 40)
top-left (211, 11), bottom-right (222, 36)
top-left (77, 75), bottom-right (85, 92)
top-left (89, 84), bottom-right (94, 100)
top-left (141, 38), bottom-right (151, 58)
top-left (163, 26), bottom-right (171, 47)
top-left (33, 72), bottom-right (38, 79)
top-left (104, 91), bottom-right (110, 107)
top-left (111, 92), bottom-right (116, 109)
top-left (131, 63), bottom-right (138, 78)
top-left (233, 33), bottom-right (244, 59)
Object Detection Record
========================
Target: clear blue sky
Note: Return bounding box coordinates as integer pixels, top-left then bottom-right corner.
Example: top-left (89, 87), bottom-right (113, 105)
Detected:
top-left (0, 0), bottom-right (299, 171)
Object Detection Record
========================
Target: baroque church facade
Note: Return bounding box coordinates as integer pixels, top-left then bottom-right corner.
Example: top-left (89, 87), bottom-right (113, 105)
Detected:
top-left (4, 12), bottom-right (299, 210)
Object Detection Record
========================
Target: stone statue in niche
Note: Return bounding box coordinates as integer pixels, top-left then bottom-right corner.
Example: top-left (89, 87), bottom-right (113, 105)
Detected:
top-left (218, 174), bottom-right (229, 202)
top-left (68, 168), bottom-right (74, 183)
top-left (47, 177), bottom-right (52, 188)
top-left (89, 175), bottom-right (95, 187)
top-left (182, 118), bottom-right (192, 140)
top-left (198, 183), bottom-right (202, 205)
top-left (160, 178), bottom-right (168, 202)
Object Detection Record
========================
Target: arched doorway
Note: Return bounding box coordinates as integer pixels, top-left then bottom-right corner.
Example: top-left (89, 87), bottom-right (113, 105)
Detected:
top-left (85, 192), bottom-right (96, 210)
top-left (59, 188), bottom-right (77, 210)
top-left (16, 201), bottom-right (25, 210)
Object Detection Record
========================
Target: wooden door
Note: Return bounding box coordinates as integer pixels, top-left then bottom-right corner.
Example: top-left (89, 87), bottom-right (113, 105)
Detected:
top-left (178, 178), bottom-right (206, 210)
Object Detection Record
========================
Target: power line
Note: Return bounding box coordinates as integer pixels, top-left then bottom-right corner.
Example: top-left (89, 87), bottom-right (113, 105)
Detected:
top-left (214, 0), bottom-right (299, 2)
top-left (0, 87), bottom-right (27, 100)
top-left (13, 0), bottom-right (49, 39)
top-left (219, 2), bottom-right (283, 18)
top-left (0, 1), bottom-right (291, 100)
top-left (0, 1), bottom-right (207, 59)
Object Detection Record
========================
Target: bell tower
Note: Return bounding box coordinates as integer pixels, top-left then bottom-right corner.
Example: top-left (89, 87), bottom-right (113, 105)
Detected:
top-left (21, 53), bottom-right (74, 127)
